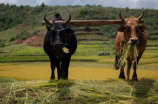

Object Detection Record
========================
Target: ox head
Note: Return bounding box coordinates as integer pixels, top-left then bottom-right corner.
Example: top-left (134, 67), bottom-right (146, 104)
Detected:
top-left (117, 10), bottom-right (148, 45)
top-left (44, 14), bottom-right (71, 51)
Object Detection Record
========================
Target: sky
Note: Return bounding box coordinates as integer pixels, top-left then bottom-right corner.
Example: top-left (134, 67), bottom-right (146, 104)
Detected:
top-left (0, 0), bottom-right (158, 9)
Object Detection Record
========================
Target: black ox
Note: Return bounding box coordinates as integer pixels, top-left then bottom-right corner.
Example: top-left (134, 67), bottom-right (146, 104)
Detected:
top-left (43, 14), bottom-right (77, 79)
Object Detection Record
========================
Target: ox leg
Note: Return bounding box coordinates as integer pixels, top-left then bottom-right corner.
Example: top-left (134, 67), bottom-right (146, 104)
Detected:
top-left (56, 59), bottom-right (61, 79)
top-left (132, 54), bottom-right (142, 82)
top-left (61, 56), bottom-right (71, 79)
top-left (127, 60), bottom-right (132, 80)
top-left (49, 56), bottom-right (56, 80)
top-left (132, 61), bottom-right (138, 81)
top-left (119, 63), bottom-right (125, 79)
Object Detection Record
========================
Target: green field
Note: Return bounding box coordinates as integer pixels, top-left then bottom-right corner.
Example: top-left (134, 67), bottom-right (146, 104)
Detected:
top-left (0, 40), bottom-right (158, 64)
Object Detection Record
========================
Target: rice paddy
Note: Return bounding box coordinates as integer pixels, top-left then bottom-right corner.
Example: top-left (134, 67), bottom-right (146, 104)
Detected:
top-left (0, 62), bottom-right (158, 81)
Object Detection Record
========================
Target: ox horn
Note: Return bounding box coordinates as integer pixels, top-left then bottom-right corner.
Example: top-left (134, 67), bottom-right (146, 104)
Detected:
top-left (65, 14), bottom-right (71, 25)
top-left (44, 15), bottom-right (51, 26)
top-left (137, 10), bottom-right (144, 21)
top-left (119, 10), bottom-right (125, 22)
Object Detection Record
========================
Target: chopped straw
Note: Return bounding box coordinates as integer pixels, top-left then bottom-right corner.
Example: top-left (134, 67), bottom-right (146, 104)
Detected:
top-left (62, 47), bottom-right (69, 53)
top-left (1, 80), bottom-right (74, 104)
top-left (116, 44), bottom-right (138, 69)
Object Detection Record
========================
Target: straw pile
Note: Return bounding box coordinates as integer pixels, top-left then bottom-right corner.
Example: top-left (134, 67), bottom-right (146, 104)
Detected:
top-left (1, 79), bottom-right (158, 104)
top-left (0, 80), bottom-right (74, 104)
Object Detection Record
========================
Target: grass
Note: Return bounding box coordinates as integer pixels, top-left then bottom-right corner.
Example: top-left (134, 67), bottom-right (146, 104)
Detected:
top-left (74, 44), bottom-right (114, 56)
top-left (0, 56), bottom-right (49, 63)
top-left (78, 40), bottom-right (115, 45)
top-left (0, 44), bottom-right (45, 55)
top-left (1, 44), bottom-right (158, 65)
top-left (149, 35), bottom-right (158, 39)
top-left (77, 35), bottom-right (107, 41)
top-left (0, 27), bottom-right (21, 42)
top-left (75, 31), bottom-right (102, 35)
top-left (0, 78), bottom-right (158, 104)
top-left (147, 40), bottom-right (158, 47)
top-left (0, 25), bottom-right (45, 45)
top-left (0, 43), bottom-right (114, 56)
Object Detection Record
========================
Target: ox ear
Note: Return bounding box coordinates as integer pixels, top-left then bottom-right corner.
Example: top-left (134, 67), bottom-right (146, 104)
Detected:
top-left (46, 26), bottom-right (51, 31)
top-left (138, 25), bottom-right (148, 33)
top-left (117, 25), bottom-right (125, 32)
top-left (139, 25), bottom-right (149, 31)
top-left (66, 28), bottom-right (74, 34)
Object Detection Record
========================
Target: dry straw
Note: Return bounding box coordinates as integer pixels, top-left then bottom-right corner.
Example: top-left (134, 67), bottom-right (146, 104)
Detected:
top-left (2, 80), bottom-right (74, 104)
top-left (1, 79), bottom-right (158, 103)
top-left (116, 44), bottom-right (138, 69)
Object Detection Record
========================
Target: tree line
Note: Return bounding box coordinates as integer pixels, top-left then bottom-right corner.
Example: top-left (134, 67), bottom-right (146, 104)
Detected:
top-left (0, 3), bottom-right (158, 38)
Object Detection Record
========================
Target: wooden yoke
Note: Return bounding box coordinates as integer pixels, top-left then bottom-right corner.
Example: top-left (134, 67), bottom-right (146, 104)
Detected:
top-left (41, 19), bottom-right (144, 26)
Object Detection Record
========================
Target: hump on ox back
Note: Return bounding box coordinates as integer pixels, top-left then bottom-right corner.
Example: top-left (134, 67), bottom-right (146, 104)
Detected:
top-left (43, 13), bottom-right (77, 80)
top-left (114, 10), bottom-right (148, 81)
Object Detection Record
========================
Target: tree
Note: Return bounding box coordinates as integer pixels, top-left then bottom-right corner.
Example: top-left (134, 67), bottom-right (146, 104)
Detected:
top-left (41, 2), bottom-right (45, 8)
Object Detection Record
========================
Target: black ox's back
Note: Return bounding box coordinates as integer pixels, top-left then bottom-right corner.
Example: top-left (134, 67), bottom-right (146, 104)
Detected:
top-left (43, 14), bottom-right (77, 79)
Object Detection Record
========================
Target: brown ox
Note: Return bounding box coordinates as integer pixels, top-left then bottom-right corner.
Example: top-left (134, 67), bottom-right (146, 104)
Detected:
top-left (114, 10), bottom-right (148, 81)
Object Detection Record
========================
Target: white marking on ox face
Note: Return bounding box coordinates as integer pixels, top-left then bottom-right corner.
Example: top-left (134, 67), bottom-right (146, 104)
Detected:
top-left (127, 21), bottom-right (137, 25)
top-left (127, 21), bottom-right (131, 24)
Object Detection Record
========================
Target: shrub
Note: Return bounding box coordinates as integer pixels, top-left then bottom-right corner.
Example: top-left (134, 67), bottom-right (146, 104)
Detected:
top-left (9, 37), bottom-right (16, 42)
top-left (0, 43), bottom-right (5, 47)
top-left (98, 51), bottom-right (110, 56)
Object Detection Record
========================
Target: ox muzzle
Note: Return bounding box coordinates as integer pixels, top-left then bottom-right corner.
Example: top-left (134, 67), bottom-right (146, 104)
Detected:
top-left (128, 38), bottom-right (139, 45)
top-left (51, 42), bottom-right (68, 50)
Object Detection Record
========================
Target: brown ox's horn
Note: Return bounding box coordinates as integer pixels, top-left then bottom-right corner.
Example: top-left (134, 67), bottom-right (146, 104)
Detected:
top-left (119, 10), bottom-right (125, 22)
top-left (138, 10), bottom-right (144, 21)
top-left (65, 14), bottom-right (71, 25)
top-left (44, 15), bottom-right (51, 26)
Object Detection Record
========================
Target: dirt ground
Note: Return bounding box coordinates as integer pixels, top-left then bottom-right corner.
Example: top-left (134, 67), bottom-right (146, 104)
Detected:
top-left (15, 34), bottom-right (45, 46)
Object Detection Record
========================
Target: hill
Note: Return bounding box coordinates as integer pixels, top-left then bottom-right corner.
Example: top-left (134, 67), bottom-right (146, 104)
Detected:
top-left (0, 3), bottom-right (158, 47)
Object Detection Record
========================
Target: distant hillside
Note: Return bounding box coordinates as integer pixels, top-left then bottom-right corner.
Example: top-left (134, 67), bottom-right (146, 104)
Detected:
top-left (0, 3), bottom-right (158, 46)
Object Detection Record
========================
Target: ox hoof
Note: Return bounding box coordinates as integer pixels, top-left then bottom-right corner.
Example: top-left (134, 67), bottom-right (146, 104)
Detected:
top-left (132, 76), bottom-right (138, 82)
top-left (132, 79), bottom-right (138, 82)
top-left (119, 76), bottom-right (126, 79)
top-left (50, 76), bottom-right (55, 80)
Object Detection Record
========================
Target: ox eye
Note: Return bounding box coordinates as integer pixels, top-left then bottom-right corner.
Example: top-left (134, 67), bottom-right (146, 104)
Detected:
top-left (125, 26), bottom-right (130, 32)
top-left (137, 26), bottom-right (141, 32)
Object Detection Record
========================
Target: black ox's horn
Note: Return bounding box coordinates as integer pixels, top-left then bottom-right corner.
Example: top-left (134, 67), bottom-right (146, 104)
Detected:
top-left (44, 15), bottom-right (51, 26)
top-left (119, 10), bottom-right (125, 22)
top-left (137, 10), bottom-right (144, 22)
top-left (65, 14), bottom-right (71, 25)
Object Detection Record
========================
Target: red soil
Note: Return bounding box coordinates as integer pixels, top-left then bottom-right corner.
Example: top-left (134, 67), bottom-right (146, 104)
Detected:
top-left (15, 34), bottom-right (44, 46)
top-left (15, 24), bottom-right (47, 46)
